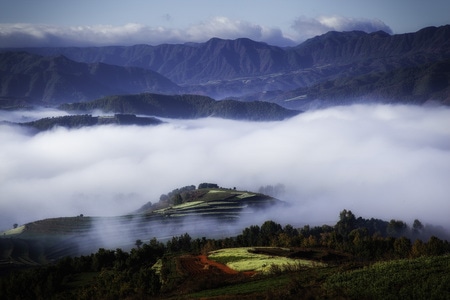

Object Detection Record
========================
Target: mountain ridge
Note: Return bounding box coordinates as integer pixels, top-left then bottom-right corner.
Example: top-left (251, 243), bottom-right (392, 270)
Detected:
top-left (1, 25), bottom-right (449, 107)
top-left (0, 51), bottom-right (180, 106)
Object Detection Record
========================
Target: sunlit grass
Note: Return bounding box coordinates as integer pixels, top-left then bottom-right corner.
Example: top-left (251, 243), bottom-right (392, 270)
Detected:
top-left (1, 225), bottom-right (25, 235)
top-left (209, 247), bottom-right (322, 273)
top-left (236, 192), bottom-right (256, 199)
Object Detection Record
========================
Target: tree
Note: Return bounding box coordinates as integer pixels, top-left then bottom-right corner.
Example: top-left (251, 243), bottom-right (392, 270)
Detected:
top-left (260, 220), bottom-right (282, 246)
top-left (13, 223), bottom-right (18, 229)
top-left (412, 219), bottom-right (424, 235)
top-left (198, 183), bottom-right (218, 189)
top-left (335, 209), bottom-right (356, 240)
top-left (426, 236), bottom-right (446, 256)
top-left (393, 237), bottom-right (411, 258)
top-left (240, 225), bottom-right (261, 246)
top-left (387, 220), bottom-right (408, 237)
top-left (135, 239), bottom-right (143, 249)
top-left (411, 239), bottom-right (426, 258)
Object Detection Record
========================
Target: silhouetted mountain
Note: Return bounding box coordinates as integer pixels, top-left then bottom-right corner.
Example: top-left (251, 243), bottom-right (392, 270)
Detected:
top-left (0, 52), bottom-right (180, 107)
top-left (59, 93), bottom-right (300, 120)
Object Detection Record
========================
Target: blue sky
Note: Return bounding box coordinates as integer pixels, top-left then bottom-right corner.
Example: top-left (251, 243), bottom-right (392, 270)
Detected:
top-left (1, 0), bottom-right (449, 47)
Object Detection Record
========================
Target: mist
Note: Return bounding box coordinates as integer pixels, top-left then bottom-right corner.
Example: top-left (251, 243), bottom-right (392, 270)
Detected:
top-left (1, 104), bottom-right (450, 235)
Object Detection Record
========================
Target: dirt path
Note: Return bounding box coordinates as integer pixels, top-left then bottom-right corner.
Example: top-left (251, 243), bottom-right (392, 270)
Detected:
top-left (199, 255), bottom-right (255, 276)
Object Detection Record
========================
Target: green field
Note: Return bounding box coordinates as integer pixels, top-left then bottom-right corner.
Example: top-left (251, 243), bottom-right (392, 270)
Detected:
top-left (209, 247), bottom-right (324, 273)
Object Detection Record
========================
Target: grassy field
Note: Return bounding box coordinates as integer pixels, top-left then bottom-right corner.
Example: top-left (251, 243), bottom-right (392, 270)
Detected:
top-left (208, 247), bottom-right (324, 273)
top-left (324, 254), bottom-right (450, 299)
top-left (185, 253), bottom-right (450, 299)
top-left (187, 273), bottom-right (293, 298)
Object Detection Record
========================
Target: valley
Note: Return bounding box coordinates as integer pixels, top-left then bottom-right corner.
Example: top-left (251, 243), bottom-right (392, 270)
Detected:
top-left (1, 21), bottom-right (450, 299)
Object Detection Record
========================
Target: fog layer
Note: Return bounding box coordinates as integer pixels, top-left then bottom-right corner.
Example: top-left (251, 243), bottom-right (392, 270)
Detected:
top-left (1, 104), bottom-right (449, 231)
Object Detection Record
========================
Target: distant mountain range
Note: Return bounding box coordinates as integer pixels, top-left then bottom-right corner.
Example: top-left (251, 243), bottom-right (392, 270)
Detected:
top-left (1, 25), bottom-right (449, 110)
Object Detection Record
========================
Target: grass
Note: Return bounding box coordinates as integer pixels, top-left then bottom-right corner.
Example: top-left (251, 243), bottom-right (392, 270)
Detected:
top-left (324, 254), bottom-right (450, 299)
top-left (188, 273), bottom-right (292, 298)
top-left (208, 247), bottom-right (322, 273)
top-left (1, 225), bottom-right (25, 235)
top-left (153, 200), bottom-right (206, 213)
top-left (236, 192), bottom-right (256, 199)
top-left (151, 259), bottom-right (163, 275)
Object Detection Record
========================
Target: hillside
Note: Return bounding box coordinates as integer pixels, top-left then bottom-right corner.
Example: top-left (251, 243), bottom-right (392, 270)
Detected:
top-left (1, 209), bottom-right (449, 299)
top-left (0, 52), bottom-right (180, 107)
top-left (236, 59), bottom-right (450, 109)
top-left (0, 185), bottom-right (283, 261)
top-left (59, 93), bottom-right (300, 120)
top-left (4, 25), bottom-right (449, 103)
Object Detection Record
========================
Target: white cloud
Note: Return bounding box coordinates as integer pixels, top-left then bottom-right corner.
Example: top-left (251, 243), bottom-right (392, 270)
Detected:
top-left (1, 104), bottom-right (449, 234)
top-left (0, 15), bottom-right (392, 48)
top-left (0, 19), bottom-right (295, 47)
top-left (290, 15), bottom-right (392, 42)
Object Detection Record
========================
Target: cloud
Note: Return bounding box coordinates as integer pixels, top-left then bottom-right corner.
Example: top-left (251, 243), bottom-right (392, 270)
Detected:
top-left (0, 18), bottom-right (295, 47)
top-left (0, 14), bottom-right (392, 48)
top-left (290, 15), bottom-right (393, 42)
top-left (1, 104), bottom-right (449, 234)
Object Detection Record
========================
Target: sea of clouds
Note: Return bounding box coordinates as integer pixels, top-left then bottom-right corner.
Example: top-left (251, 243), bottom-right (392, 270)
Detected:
top-left (1, 104), bottom-right (449, 233)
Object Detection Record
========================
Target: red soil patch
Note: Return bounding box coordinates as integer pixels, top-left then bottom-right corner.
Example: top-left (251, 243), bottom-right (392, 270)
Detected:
top-left (199, 255), bottom-right (256, 276)
top-left (199, 255), bottom-right (237, 274)
top-left (173, 255), bottom-right (256, 295)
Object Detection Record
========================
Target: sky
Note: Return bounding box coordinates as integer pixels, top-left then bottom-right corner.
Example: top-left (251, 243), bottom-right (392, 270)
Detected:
top-left (1, 0), bottom-right (450, 47)
top-left (1, 104), bottom-right (450, 234)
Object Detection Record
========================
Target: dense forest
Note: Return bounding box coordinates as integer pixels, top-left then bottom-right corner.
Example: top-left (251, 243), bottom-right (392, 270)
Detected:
top-left (1, 209), bottom-right (449, 299)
